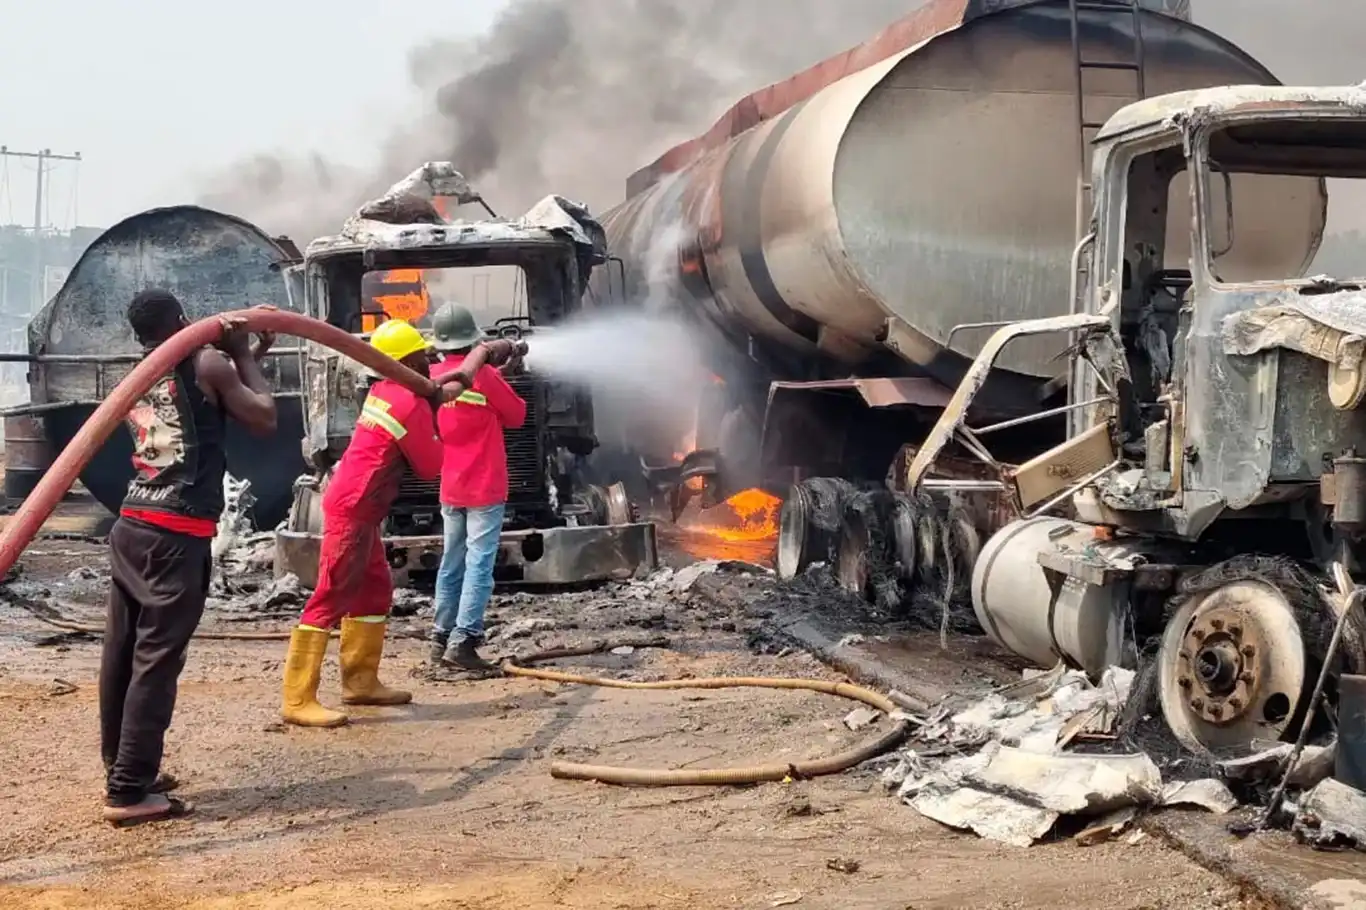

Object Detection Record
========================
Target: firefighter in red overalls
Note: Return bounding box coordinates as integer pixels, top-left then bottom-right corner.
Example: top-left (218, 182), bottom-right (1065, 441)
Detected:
top-left (279, 319), bottom-right (516, 727)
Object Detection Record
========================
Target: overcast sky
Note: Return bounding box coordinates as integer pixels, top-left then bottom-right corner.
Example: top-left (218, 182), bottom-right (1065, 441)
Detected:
top-left (0, 0), bottom-right (507, 230)
top-left (2, 0), bottom-right (1363, 233)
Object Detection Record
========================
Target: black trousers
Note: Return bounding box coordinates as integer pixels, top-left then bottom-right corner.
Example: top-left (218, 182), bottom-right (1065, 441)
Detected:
top-left (99, 516), bottom-right (211, 806)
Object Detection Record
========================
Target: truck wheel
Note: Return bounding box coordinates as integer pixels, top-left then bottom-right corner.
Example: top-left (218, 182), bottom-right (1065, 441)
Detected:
top-left (1157, 577), bottom-right (1307, 754)
top-left (777, 484), bottom-right (818, 581)
top-left (777, 478), bottom-right (859, 582)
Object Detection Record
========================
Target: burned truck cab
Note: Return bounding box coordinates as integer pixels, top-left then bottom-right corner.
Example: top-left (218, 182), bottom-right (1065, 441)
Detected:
top-left (1070, 85), bottom-right (1366, 542)
top-left (275, 163), bottom-right (657, 587)
top-left (959, 86), bottom-right (1366, 755)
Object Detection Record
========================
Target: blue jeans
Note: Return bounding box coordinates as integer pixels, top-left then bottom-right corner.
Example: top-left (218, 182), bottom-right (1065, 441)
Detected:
top-left (432, 503), bottom-right (505, 645)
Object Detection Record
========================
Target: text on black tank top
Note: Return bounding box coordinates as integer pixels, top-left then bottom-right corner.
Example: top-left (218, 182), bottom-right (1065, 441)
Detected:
top-left (123, 353), bottom-right (227, 521)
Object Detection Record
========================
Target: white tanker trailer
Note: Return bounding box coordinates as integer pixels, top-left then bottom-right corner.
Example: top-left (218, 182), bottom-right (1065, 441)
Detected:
top-left (590, 0), bottom-right (1366, 757)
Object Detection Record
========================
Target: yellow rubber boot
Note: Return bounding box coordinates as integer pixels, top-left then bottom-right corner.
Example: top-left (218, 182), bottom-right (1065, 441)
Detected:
top-left (340, 617), bottom-right (412, 706)
top-left (280, 627), bottom-right (348, 727)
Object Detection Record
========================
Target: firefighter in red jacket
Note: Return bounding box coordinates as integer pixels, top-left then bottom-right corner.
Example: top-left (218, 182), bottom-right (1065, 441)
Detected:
top-left (279, 319), bottom-right (514, 727)
top-left (427, 303), bottom-right (528, 670)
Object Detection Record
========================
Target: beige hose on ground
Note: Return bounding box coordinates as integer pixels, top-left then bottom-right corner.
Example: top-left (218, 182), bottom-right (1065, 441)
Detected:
top-left (7, 593), bottom-right (911, 785)
top-left (503, 651), bottom-right (912, 786)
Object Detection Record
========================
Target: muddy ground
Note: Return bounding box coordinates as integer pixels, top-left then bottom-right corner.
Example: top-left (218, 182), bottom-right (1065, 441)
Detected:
top-left (0, 528), bottom-right (1269, 909)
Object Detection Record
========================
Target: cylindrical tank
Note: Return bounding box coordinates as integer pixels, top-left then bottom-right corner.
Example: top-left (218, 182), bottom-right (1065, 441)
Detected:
top-left (595, 0), bottom-right (1323, 412)
top-left (971, 515), bottom-right (1181, 675)
top-left (2, 414), bottom-right (53, 503)
top-left (26, 206), bottom-right (306, 528)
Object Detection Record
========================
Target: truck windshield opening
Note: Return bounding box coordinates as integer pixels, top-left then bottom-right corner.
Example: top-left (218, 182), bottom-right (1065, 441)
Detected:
top-left (1201, 118), bottom-right (1366, 286)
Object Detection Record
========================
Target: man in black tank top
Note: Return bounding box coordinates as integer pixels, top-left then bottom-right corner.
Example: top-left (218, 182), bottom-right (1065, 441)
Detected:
top-left (100, 289), bottom-right (279, 827)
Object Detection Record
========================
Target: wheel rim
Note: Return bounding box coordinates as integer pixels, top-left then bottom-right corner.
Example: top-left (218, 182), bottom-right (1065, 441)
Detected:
top-left (1157, 579), bottom-right (1307, 754)
top-left (776, 490), bottom-right (811, 581)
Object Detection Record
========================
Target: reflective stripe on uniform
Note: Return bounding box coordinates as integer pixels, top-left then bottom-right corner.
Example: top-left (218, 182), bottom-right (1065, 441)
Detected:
top-left (359, 395), bottom-right (408, 439)
top-left (442, 390), bottom-right (487, 408)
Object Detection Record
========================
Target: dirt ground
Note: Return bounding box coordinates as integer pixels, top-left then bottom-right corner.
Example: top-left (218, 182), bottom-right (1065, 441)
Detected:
top-left (0, 536), bottom-right (1266, 910)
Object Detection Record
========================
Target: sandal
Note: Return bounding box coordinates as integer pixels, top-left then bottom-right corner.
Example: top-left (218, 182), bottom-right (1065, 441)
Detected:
top-left (103, 794), bottom-right (194, 827)
top-left (149, 772), bottom-right (180, 794)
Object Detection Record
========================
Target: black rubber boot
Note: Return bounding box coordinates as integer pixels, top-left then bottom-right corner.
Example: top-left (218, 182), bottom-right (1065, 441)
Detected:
top-left (441, 638), bottom-right (497, 672)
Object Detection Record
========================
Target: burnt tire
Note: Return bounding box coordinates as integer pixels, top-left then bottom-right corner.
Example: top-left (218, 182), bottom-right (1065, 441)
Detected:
top-left (776, 477), bottom-right (857, 581)
top-left (891, 494), bottom-right (921, 581)
top-left (835, 506), bottom-right (873, 596)
top-left (836, 488), bottom-right (900, 610)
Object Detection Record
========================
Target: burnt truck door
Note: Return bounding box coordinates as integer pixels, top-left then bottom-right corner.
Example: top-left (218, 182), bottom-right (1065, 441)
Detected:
top-left (298, 255), bottom-right (366, 470)
top-left (283, 262), bottom-right (309, 438)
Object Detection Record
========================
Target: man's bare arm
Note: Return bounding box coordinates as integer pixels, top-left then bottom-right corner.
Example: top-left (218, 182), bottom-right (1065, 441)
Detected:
top-left (196, 348), bottom-right (278, 436)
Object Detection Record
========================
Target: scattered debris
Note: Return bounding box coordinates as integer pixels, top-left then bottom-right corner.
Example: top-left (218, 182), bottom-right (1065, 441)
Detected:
top-left (1074, 807), bottom-right (1138, 846)
top-left (391, 587), bottom-right (433, 618)
top-left (1161, 779), bottom-right (1239, 815)
top-left (884, 664), bottom-right (1257, 846)
top-left (825, 858), bottom-right (860, 874)
top-left (672, 560), bottom-right (720, 592)
top-left (1294, 778), bottom-right (1366, 850)
top-left (901, 743), bottom-right (1164, 847)
top-left (718, 559), bottom-right (773, 576)
top-left (493, 617), bottom-right (559, 641)
top-left (611, 645), bottom-right (636, 656)
top-left (212, 473), bottom-right (256, 562)
top-left (843, 707), bottom-right (881, 732)
top-left (47, 677), bottom-right (78, 697)
top-left (1220, 741), bottom-right (1336, 790)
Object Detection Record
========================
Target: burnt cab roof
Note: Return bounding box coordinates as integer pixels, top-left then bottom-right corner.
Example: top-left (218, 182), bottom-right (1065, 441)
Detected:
top-left (1095, 84), bottom-right (1366, 143)
top-left (305, 193), bottom-right (609, 269)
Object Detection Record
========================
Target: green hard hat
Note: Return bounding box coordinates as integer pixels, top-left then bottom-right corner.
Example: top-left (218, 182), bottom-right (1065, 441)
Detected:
top-left (431, 301), bottom-right (484, 352)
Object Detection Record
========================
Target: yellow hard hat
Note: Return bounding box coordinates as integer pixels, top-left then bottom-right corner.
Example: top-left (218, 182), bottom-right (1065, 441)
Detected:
top-left (369, 319), bottom-right (431, 361)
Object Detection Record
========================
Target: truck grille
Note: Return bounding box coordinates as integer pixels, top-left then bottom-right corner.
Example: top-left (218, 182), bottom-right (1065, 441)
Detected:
top-left (505, 375), bottom-right (543, 496)
top-left (395, 375), bottom-right (544, 502)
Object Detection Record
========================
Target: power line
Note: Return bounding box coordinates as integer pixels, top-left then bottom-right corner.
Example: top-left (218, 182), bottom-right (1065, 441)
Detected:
top-left (0, 147), bottom-right (82, 309)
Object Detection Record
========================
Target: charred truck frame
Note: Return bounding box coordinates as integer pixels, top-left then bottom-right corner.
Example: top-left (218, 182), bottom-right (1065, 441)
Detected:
top-left (275, 163), bottom-right (657, 587)
top-left (596, 0), bottom-right (1366, 759)
top-left (892, 84), bottom-right (1366, 757)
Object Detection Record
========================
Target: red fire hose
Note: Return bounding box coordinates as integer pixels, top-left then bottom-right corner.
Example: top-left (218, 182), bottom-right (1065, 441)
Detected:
top-left (0, 308), bottom-right (453, 581)
top-left (0, 312), bottom-right (913, 788)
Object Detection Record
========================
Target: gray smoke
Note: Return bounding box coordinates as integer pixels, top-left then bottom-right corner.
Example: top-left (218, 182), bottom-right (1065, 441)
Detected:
top-left (1193, 1), bottom-right (1364, 85)
top-left (199, 0), bottom-right (1366, 244)
top-left (196, 0), bottom-right (915, 242)
top-left (1193, 0), bottom-right (1366, 237)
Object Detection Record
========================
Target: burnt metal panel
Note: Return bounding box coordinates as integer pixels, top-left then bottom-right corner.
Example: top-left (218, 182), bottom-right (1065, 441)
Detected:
top-left (767, 377), bottom-right (954, 409)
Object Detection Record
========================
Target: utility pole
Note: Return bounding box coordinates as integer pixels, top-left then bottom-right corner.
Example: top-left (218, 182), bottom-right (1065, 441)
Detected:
top-left (0, 146), bottom-right (82, 314)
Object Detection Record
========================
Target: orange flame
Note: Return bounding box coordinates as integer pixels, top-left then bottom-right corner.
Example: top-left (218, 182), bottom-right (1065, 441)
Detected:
top-left (361, 197), bottom-right (450, 333)
top-left (683, 488), bottom-right (781, 542)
